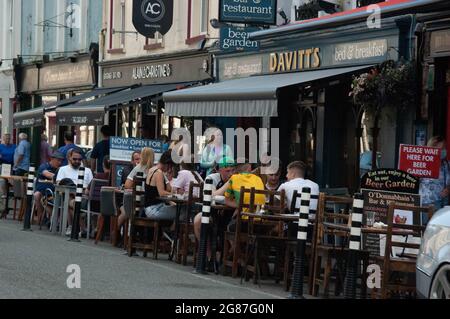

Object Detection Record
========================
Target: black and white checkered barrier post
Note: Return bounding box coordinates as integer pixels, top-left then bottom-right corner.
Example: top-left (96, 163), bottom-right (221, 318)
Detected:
top-left (70, 167), bottom-right (85, 241)
top-left (289, 187), bottom-right (311, 299)
top-left (128, 172), bottom-right (144, 256)
top-left (22, 165), bottom-right (35, 231)
top-left (344, 193), bottom-right (364, 299)
top-left (195, 179), bottom-right (213, 274)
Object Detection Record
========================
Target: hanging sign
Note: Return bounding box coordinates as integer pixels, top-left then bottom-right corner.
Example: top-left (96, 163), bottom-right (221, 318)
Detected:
top-left (220, 27), bottom-right (260, 52)
top-left (219, 0), bottom-right (277, 25)
top-left (133, 0), bottom-right (174, 38)
top-left (398, 144), bottom-right (441, 179)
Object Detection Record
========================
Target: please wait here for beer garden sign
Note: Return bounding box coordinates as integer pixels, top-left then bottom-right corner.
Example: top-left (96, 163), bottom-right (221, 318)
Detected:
top-left (398, 144), bottom-right (441, 179)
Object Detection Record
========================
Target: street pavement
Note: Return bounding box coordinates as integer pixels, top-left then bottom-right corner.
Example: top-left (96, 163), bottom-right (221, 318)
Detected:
top-left (0, 220), bottom-right (287, 299)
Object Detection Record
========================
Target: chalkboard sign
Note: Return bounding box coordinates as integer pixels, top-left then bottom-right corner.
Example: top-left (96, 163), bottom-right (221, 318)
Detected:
top-left (361, 169), bottom-right (419, 194)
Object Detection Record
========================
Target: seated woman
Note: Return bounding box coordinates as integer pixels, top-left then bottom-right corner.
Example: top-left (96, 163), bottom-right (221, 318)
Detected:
top-left (171, 156), bottom-right (204, 198)
top-left (144, 150), bottom-right (177, 221)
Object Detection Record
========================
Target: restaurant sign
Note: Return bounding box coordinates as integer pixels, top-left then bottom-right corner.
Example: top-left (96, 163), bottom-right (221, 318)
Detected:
top-left (219, 0), bottom-right (277, 25)
top-left (360, 169), bottom-right (419, 194)
top-left (398, 144), bottom-right (441, 179)
top-left (220, 27), bottom-right (260, 52)
top-left (361, 189), bottom-right (420, 224)
top-left (333, 39), bottom-right (388, 64)
top-left (269, 48), bottom-right (321, 73)
top-left (39, 59), bottom-right (94, 90)
top-left (101, 54), bottom-right (211, 87)
top-left (110, 137), bottom-right (164, 162)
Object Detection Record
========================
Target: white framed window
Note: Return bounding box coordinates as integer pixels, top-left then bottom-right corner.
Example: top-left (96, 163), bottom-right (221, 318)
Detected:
top-left (120, 0), bottom-right (126, 48)
top-left (200, 0), bottom-right (209, 35)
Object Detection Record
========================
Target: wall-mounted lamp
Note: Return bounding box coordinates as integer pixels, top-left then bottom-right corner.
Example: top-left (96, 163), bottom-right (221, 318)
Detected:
top-left (277, 8), bottom-right (290, 25)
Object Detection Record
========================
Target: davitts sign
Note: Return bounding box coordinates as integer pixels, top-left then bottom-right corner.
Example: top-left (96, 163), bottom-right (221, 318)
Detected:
top-left (133, 0), bottom-right (173, 38)
top-left (269, 48), bottom-right (321, 73)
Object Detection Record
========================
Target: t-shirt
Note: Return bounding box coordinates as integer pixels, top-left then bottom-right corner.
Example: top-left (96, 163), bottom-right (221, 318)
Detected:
top-left (0, 144), bottom-right (16, 165)
top-left (126, 164), bottom-right (148, 181)
top-left (57, 143), bottom-right (77, 166)
top-left (172, 170), bottom-right (203, 196)
top-left (40, 141), bottom-right (52, 165)
top-left (205, 172), bottom-right (226, 192)
top-left (91, 139), bottom-right (110, 173)
top-left (14, 140), bottom-right (31, 171)
top-left (277, 178), bottom-right (320, 212)
top-left (225, 173), bottom-right (265, 215)
top-left (36, 162), bottom-right (57, 193)
top-left (56, 165), bottom-right (93, 188)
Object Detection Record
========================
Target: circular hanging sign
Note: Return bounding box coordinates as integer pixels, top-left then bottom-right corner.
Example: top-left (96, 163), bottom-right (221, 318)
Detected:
top-left (133, 0), bottom-right (173, 38)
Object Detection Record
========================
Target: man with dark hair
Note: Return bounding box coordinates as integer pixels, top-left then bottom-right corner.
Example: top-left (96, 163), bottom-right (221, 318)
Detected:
top-left (277, 161), bottom-right (319, 212)
top-left (90, 125), bottom-right (111, 174)
top-left (57, 131), bottom-right (77, 166)
top-left (56, 148), bottom-right (94, 236)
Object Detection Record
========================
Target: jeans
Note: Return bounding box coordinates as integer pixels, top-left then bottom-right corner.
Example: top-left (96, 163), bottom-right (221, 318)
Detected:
top-left (144, 203), bottom-right (177, 221)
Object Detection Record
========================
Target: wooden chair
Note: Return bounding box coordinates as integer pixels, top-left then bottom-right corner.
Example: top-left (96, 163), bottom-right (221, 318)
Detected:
top-left (12, 178), bottom-right (26, 221)
top-left (80, 178), bottom-right (110, 239)
top-left (242, 188), bottom-right (286, 285)
top-left (283, 190), bottom-right (318, 292)
top-left (222, 187), bottom-right (258, 278)
top-left (95, 187), bottom-right (119, 245)
top-left (127, 175), bottom-right (171, 259)
top-left (378, 203), bottom-right (434, 299)
top-left (311, 193), bottom-right (369, 298)
top-left (177, 181), bottom-right (203, 265)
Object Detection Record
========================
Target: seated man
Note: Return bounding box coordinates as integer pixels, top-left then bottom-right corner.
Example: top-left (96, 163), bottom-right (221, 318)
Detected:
top-left (277, 161), bottom-right (319, 213)
top-left (34, 151), bottom-right (64, 226)
top-left (225, 160), bottom-right (266, 232)
top-left (55, 148), bottom-right (94, 236)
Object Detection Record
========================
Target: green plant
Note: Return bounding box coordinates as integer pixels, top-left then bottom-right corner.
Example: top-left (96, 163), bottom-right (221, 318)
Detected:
top-left (350, 60), bottom-right (416, 113)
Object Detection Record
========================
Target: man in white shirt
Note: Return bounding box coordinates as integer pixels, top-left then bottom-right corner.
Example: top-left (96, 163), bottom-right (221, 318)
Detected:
top-left (277, 161), bottom-right (319, 213)
top-left (56, 148), bottom-right (93, 236)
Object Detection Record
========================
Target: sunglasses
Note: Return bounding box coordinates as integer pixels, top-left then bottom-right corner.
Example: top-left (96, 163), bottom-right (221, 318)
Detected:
top-left (72, 157), bottom-right (83, 161)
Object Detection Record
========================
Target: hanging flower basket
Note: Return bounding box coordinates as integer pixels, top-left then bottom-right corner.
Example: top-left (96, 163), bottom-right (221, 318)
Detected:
top-left (349, 60), bottom-right (416, 113)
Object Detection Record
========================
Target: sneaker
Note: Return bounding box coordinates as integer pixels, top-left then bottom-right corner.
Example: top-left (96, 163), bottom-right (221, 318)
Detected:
top-left (65, 226), bottom-right (72, 236)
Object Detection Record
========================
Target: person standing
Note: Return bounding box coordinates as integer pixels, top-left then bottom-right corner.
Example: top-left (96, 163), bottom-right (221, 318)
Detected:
top-left (419, 136), bottom-right (450, 211)
top-left (200, 128), bottom-right (233, 177)
top-left (0, 133), bottom-right (16, 215)
top-left (57, 131), bottom-right (77, 166)
top-left (13, 133), bottom-right (31, 176)
top-left (0, 133), bottom-right (16, 166)
top-left (40, 133), bottom-right (53, 165)
top-left (90, 125), bottom-right (111, 174)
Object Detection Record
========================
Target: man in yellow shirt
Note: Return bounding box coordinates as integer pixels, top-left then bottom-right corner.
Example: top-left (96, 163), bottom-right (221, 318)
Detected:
top-left (225, 161), bottom-right (265, 232)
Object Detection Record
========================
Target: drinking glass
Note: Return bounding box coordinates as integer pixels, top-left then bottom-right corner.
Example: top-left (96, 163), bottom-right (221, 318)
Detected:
top-left (366, 211), bottom-right (376, 227)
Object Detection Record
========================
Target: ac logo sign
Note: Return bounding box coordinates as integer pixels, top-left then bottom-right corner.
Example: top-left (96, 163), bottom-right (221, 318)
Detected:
top-left (133, 0), bottom-right (173, 38)
top-left (141, 0), bottom-right (165, 22)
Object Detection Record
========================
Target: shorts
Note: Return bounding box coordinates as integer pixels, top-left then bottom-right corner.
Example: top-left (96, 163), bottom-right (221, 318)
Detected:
top-left (144, 203), bottom-right (178, 221)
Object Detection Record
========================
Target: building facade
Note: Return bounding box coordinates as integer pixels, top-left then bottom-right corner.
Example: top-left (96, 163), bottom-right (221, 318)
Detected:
top-left (12, 0), bottom-right (103, 163)
top-left (0, 0), bottom-right (22, 136)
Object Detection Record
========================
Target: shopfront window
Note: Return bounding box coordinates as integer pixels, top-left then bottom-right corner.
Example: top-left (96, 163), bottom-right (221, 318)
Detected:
top-left (359, 110), bottom-right (381, 177)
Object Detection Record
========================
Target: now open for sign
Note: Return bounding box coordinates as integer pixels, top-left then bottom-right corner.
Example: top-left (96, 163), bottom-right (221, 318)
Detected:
top-left (398, 144), bottom-right (441, 179)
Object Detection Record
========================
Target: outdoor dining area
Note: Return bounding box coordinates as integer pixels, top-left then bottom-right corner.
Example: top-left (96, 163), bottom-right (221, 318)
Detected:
top-left (0, 154), bottom-right (433, 300)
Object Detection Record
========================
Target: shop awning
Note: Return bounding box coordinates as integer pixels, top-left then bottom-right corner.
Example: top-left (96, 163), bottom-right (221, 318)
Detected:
top-left (13, 107), bottom-right (45, 128)
top-left (56, 83), bottom-right (189, 126)
top-left (44, 87), bottom-right (127, 112)
top-left (163, 65), bottom-right (374, 117)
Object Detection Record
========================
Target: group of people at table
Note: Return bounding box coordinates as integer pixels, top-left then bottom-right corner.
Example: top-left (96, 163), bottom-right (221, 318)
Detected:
top-left (28, 144), bottom-right (320, 256)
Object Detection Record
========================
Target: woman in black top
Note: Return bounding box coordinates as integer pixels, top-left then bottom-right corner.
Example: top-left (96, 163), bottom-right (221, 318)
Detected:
top-left (144, 150), bottom-right (177, 220)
